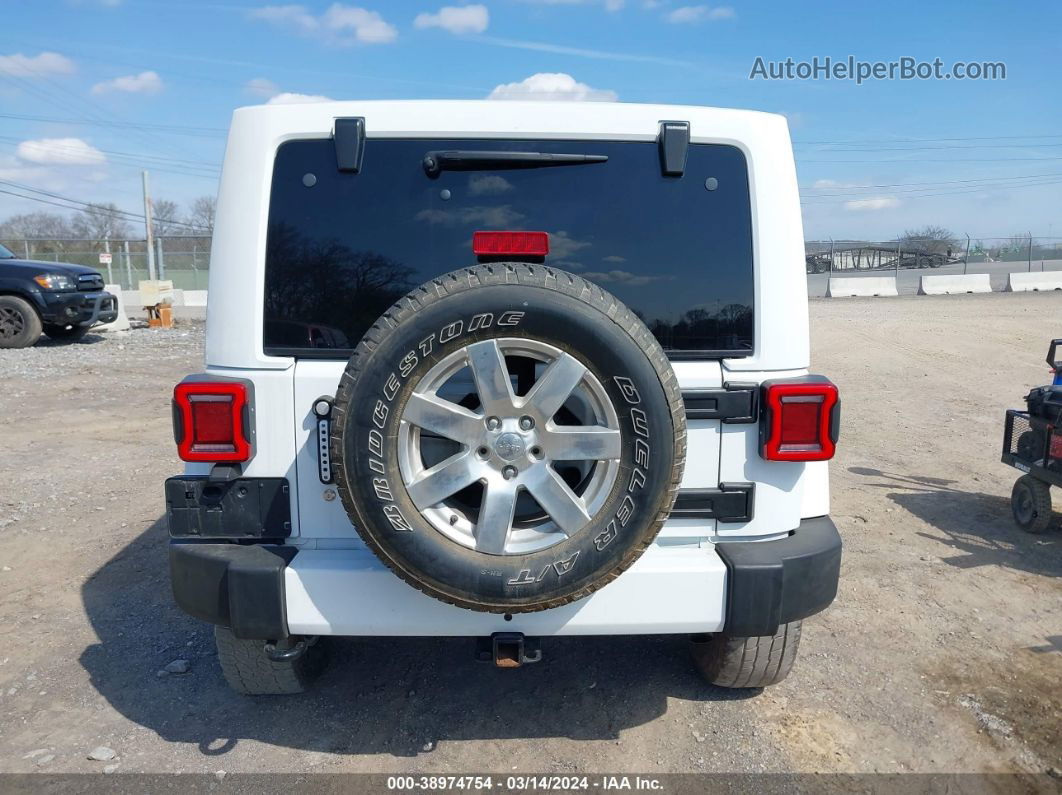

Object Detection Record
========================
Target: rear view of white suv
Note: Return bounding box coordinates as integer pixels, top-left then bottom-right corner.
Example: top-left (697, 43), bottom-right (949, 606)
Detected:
top-left (166, 100), bottom-right (841, 694)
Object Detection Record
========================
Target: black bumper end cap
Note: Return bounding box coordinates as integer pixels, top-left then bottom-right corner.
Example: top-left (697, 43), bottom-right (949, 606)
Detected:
top-left (716, 516), bottom-right (842, 638)
top-left (169, 542), bottom-right (295, 640)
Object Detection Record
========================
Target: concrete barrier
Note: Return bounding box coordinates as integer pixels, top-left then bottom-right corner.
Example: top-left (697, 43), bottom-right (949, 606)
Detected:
top-left (184, 290), bottom-right (208, 307)
top-left (96, 284), bottom-right (131, 332)
top-left (826, 276), bottom-right (898, 297)
top-left (918, 273), bottom-right (993, 295)
top-left (1006, 271), bottom-right (1062, 292)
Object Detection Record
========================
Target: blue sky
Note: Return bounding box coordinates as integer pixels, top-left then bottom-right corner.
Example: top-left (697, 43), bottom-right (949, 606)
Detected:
top-left (1, 0), bottom-right (1060, 241)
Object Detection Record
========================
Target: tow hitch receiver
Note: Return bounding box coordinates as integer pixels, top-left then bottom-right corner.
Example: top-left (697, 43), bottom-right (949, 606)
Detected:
top-left (264, 636), bottom-right (317, 663)
top-left (476, 633), bottom-right (542, 668)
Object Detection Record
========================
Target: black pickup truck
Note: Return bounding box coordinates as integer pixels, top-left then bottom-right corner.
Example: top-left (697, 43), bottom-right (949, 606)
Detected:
top-left (0, 242), bottom-right (119, 348)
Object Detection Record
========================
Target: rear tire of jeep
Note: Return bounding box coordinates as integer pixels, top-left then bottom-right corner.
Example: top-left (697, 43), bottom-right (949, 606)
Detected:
top-left (214, 627), bottom-right (326, 695)
top-left (0, 295), bottom-right (43, 349)
top-left (43, 322), bottom-right (91, 342)
top-left (690, 621), bottom-right (803, 688)
top-left (331, 263), bottom-right (686, 613)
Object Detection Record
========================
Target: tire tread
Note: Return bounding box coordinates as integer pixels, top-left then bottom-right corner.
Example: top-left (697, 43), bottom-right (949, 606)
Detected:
top-left (692, 621), bottom-right (803, 689)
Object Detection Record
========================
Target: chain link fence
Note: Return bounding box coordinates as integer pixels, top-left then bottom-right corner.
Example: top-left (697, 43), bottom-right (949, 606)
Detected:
top-left (1, 236), bottom-right (212, 291)
top-left (805, 236), bottom-right (1062, 276)
top-left (5, 234), bottom-right (1061, 294)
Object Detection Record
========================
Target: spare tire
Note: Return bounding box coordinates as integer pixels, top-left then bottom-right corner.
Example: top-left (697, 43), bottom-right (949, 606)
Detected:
top-left (331, 264), bottom-right (685, 613)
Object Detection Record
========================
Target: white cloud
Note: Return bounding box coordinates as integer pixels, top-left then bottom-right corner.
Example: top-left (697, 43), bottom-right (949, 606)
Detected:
top-left (522, 0), bottom-right (624, 8)
top-left (844, 197), bottom-right (901, 212)
top-left (0, 51), bottom-right (75, 77)
top-left (250, 4), bottom-right (397, 45)
top-left (91, 70), bottom-right (163, 95)
top-left (582, 269), bottom-right (666, 287)
top-left (487, 72), bottom-right (617, 101)
top-left (16, 138), bottom-right (106, 166)
top-left (666, 5), bottom-right (735, 23)
top-left (324, 4), bottom-right (397, 42)
top-left (415, 206), bottom-right (525, 227)
top-left (266, 92), bottom-right (334, 104)
top-left (549, 231), bottom-right (591, 258)
top-left (414, 5), bottom-right (488, 34)
top-left (468, 175), bottom-right (513, 196)
top-left (249, 4), bottom-right (319, 33)
top-left (246, 77), bottom-right (281, 98)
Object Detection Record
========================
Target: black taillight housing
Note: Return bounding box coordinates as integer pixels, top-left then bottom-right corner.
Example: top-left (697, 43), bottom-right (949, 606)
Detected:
top-left (172, 376), bottom-right (255, 463)
top-left (760, 376), bottom-right (839, 462)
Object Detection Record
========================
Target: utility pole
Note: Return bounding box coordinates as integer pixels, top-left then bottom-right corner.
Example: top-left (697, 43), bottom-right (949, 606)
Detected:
top-left (142, 170), bottom-right (157, 281)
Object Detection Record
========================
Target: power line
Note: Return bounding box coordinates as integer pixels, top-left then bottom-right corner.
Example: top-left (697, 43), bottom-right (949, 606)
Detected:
top-left (801, 172), bottom-right (1062, 191)
top-left (804, 176), bottom-right (1062, 199)
top-left (799, 156), bottom-right (1062, 163)
top-left (0, 135), bottom-right (219, 171)
top-left (794, 133), bottom-right (1062, 144)
top-left (0, 112), bottom-right (226, 137)
top-left (0, 179), bottom-right (212, 232)
top-left (801, 178), bottom-right (1062, 205)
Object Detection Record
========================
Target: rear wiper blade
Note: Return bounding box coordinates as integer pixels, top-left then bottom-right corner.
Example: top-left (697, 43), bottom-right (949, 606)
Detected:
top-left (423, 150), bottom-right (607, 177)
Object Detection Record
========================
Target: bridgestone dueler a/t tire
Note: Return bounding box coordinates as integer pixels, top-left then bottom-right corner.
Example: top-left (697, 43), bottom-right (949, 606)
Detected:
top-left (331, 264), bottom-right (686, 613)
top-left (690, 621), bottom-right (803, 688)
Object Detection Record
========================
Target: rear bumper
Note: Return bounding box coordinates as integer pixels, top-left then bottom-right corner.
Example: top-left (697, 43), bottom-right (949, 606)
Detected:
top-left (169, 517), bottom-right (840, 640)
top-left (716, 516), bottom-right (842, 636)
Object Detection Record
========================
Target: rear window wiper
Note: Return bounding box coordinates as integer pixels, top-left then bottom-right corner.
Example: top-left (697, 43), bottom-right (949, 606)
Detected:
top-left (423, 150), bottom-right (607, 178)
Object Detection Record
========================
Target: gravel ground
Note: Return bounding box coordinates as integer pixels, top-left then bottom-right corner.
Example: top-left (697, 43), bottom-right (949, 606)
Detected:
top-left (0, 295), bottom-right (1059, 785)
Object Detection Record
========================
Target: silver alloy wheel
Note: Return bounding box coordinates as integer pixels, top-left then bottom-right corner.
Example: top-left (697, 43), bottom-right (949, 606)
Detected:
top-left (397, 338), bottom-right (621, 556)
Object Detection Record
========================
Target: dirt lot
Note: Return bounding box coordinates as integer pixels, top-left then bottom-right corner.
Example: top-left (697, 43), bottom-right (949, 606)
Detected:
top-left (0, 293), bottom-right (1059, 782)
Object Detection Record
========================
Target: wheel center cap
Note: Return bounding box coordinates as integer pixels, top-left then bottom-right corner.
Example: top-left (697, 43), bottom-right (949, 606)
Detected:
top-left (494, 432), bottom-right (525, 462)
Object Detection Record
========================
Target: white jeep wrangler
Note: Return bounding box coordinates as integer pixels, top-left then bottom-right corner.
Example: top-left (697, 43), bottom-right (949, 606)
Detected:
top-left (166, 100), bottom-right (841, 695)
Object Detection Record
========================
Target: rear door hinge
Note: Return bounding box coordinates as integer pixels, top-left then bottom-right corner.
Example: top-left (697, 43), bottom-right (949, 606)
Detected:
top-left (682, 382), bottom-right (758, 423)
top-left (672, 483), bottom-right (754, 523)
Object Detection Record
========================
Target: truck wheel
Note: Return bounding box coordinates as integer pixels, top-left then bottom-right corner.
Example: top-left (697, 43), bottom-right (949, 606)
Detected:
top-left (0, 295), bottom-right (43, 349)
top-left (214, 627), bottom-right (325, 695)
top-left (690, 621), bottom-right (803, 688)
top-left (43, 322), bottom-right (91, 342)
top-left (1011, 475), bottom-right (1054, 534)
top-left (331, 264), bottom-right (685, 613)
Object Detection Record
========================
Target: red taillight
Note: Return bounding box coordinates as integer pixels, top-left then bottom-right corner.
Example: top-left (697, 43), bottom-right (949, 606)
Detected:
top-left (173, 380), bottom-right (253, 463)
top-left (472, 230), bottom-right (549, 258)
top-left (761, 379), bottom-right (839, 462)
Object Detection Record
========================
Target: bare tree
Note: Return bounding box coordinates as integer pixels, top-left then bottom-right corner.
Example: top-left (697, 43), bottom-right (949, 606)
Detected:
top-left (151, 199), bottom-right (182, 237)
top-left (187, 195), bottom-right (216, 233)
top-left (897, 225), bottom-right (957, 256)
top-left (71, 203), bottom-right (133, 247)
top-left (0, 212), bottom-right (75, 254)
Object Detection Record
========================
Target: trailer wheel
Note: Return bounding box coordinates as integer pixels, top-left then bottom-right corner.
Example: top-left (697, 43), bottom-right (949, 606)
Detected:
top-left (1011, 475), bottom-right (1054, 534)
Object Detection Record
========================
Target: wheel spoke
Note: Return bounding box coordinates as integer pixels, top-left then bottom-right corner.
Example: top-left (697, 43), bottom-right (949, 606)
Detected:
top-left (403, 392), bottom-right (483, 444)
top-left (525, 466), bottom-right (591, 535)
top-left (523, 353), bottom-right (586, 419)
top-left (406, 451), bottom-right (480, 509)
top-left (466, 339), bottom-right (515, 415)
top-left (543, 426), bottom-right (622, 461)
top-left (475, 481), bottom-right (519, 554)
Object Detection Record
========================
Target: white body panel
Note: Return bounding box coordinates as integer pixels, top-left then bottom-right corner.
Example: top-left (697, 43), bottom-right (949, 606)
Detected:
top-left (285, 545), bottom-right (728, 636)
top-left (194, 100), bottom-right (828, 637)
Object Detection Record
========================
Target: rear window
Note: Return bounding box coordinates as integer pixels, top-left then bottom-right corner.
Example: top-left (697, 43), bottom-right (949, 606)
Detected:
top-left (263, 138), bottom-right (754, 358)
